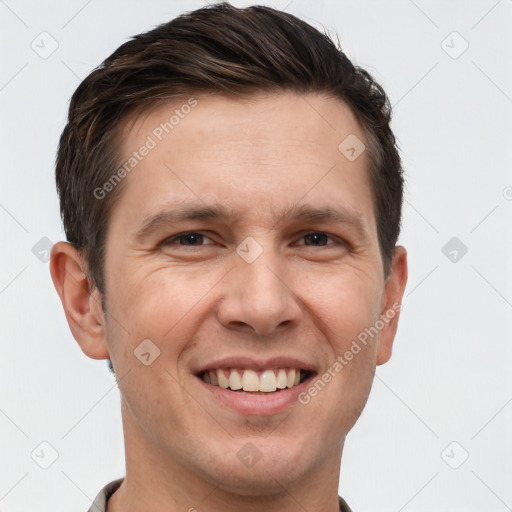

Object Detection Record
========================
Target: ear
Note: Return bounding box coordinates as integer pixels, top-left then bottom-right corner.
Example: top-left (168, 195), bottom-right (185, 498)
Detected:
top-left (376, 245), bottom-right (408, 365)
top-left (49, 241), bottom-right (110, 360)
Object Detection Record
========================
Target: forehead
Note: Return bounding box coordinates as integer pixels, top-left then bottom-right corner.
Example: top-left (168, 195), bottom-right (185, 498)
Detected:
top-left (111, 91), bottom-right (375, 234)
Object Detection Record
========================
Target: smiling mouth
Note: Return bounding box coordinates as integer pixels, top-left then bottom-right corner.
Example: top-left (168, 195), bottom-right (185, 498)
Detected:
top-left (197, 368), bottom-right (314, 393)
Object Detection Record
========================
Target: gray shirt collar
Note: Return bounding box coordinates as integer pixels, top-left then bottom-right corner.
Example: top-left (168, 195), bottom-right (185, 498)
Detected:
top-left (87, 478), bottom-right (353, 512)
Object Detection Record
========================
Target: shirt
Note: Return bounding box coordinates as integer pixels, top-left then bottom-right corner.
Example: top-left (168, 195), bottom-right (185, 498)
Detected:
top-left (87, 478), bottom-right (353, 512)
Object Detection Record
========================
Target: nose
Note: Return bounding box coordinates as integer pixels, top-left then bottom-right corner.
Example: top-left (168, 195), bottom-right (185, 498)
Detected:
top-left (216, 245), bottom-right (302, 336)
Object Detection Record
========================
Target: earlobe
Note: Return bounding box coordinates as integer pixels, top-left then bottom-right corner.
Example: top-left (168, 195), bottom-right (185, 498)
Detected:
top-left (49, 241), bottom-right (110, 360)
top-left (376, 245), bottom-right (408, 365)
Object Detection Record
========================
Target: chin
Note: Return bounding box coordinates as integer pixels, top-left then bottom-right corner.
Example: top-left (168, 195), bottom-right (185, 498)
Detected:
top-left (202, 438), bottom-right (315, 496)
top-left (210, 465), bottom-right (304, 498)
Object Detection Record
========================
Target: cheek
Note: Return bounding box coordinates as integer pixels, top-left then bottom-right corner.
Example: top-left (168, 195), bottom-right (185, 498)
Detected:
top-left (111, 262), bottom-right (214, 330)
top-left (297, 344), bottom-right (376, 453)
top-left (103, 269), bottom-right (203, 437)
top-left (296, 266), bottom-right (381, 414)
top-left (296, 263), bottom-right (382, 345)
top-left (106, 265), bottom-right (233, 385)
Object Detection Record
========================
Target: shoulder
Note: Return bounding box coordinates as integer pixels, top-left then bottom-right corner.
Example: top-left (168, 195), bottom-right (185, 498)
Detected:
top-left (339, 495), bottom-right (354, 512)
top-left (87, 478), bottom-right (124, 512)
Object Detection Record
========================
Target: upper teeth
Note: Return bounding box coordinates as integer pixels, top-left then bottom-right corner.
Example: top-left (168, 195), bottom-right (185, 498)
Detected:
top-left (202, 368), bottom-right (303, 392)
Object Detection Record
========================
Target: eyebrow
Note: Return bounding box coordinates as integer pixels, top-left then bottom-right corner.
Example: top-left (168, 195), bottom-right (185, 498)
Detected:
top-left (133, 201), bottom-right (370, 243)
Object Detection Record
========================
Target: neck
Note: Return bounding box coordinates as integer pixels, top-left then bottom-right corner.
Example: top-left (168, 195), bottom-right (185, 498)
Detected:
top-left (108, 402), bottom-right (345, 512)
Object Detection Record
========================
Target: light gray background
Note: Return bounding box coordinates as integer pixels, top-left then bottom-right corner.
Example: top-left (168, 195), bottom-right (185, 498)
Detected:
top-left (1, 1), bottom-right (511, 511)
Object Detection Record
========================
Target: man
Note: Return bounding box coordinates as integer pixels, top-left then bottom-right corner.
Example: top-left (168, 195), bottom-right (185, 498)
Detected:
top-left (50, 3), bottom-right (408, 511)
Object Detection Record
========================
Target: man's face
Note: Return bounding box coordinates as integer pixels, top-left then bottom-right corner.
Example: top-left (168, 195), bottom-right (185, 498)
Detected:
top-left (99, 92), bottom-right (404, 493)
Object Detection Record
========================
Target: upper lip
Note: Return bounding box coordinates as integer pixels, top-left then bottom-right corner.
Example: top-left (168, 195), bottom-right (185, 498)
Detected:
top-left (192, 356), bottom-right (317, 375)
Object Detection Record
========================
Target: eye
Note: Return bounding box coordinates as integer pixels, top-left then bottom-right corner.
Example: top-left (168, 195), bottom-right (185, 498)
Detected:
top-left (160, 231), bottom-right (345, 250)
top-left (294, 231), bottom-right (342, 248)
top-left (162, 232), bottom-right (215, 247)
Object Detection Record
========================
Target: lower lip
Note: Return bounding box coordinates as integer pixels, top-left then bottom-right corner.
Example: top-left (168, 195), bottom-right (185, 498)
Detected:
top-left (195, 374), bottom-right (315, 415)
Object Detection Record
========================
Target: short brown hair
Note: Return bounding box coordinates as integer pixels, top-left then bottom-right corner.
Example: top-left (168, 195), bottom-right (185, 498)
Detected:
top-left (56, 2), bottom-right (403, 298)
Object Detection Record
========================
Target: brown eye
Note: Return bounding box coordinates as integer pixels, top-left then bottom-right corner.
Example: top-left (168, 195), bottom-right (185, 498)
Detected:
top-left (296, 232), bottom-right (340, 247)
top-left (163, 232), bottom-right (214, 247)
top-left (303, 233), bottom-right (330, 246)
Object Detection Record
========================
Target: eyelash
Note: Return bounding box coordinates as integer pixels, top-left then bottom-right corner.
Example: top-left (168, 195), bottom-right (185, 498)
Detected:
top-left (161, 231), bottom-right (345, 249)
